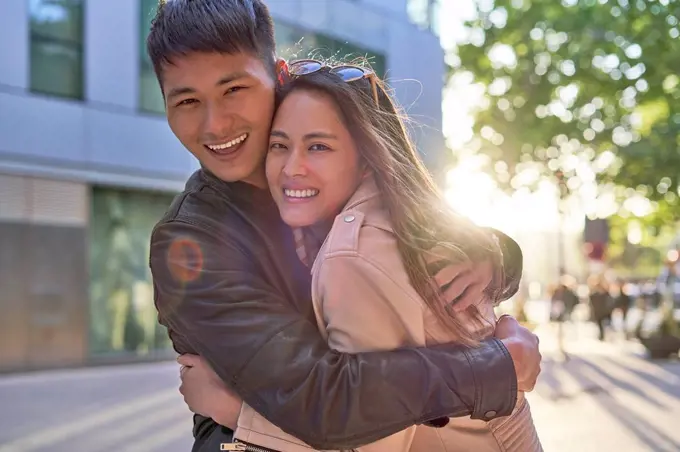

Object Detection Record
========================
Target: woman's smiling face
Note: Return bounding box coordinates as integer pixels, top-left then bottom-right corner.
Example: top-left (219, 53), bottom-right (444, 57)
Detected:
top-left (265, 89), bottom-right (365, 228)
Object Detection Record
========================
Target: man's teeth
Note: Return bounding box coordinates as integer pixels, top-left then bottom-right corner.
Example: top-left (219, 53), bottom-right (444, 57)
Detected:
top-left (207, 133), bottom-right (248, 150)
top-left (284, 189), bottom-right (319, 198)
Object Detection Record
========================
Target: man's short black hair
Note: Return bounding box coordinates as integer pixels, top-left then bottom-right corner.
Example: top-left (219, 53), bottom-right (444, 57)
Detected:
top-left (147, 0), bottom-right (276, 85)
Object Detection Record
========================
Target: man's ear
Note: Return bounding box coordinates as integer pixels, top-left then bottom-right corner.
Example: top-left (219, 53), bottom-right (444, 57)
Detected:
top-left (275, 58), bottom-right (290, 87)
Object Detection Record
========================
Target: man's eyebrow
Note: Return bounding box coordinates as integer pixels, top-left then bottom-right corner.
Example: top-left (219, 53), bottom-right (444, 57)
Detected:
top-left (166, 86), bottom-right (195, 101)
top-left (216, 71), bottom-right (251, 86)
top-left (166, 71), bottom-right (252, 101)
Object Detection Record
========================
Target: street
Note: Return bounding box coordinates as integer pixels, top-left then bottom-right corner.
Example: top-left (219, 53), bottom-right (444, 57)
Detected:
top-left (0, 362), bottom-right (194, 452)
top-left (1, 322), bottom-right (679, 452)
top-left (528, 321), bottom-right (680, 452)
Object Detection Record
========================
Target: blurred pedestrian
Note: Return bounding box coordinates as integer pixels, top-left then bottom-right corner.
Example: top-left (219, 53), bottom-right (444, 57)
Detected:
top-left (588, 276), bottom-right (613, 341)
top-left (612, 279), bottom-right (632, 336)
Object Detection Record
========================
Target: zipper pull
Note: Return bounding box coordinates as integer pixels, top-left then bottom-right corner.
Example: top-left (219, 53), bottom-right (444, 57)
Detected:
top-left (220, 443), bottom-right (247, 451)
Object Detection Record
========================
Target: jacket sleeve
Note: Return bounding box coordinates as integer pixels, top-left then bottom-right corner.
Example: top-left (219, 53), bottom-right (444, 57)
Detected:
top-left (150, 219), bottom-right (517, 450)
top-left (488, 228), bottom-right (523, 302)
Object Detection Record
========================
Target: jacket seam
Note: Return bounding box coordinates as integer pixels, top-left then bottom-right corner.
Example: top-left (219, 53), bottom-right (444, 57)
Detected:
top-left (463, 348), bottom-right (480, 417)
top-left (494, 337), bottom-right (519, 399)
top-left (322, 210), bottom-right (364, 257)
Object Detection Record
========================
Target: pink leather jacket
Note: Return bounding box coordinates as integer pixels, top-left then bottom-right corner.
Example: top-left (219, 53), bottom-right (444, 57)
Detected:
top-left (235, 177), bottom-right (542, 451)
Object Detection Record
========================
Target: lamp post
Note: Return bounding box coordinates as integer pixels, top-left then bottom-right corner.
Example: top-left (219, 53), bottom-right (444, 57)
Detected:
top-left (554, 170), bottom-right (570, 361)
top-left (555, 170), bottom-right (568, 278)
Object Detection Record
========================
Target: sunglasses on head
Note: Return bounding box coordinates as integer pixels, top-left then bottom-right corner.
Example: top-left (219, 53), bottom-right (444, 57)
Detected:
top-left (287, 59), bottom-right (380, 106)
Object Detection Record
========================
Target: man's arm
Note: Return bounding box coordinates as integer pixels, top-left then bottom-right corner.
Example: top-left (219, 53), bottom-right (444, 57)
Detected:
top-left (151, 219), bottom-right (517, 450)
top-left (488, 228), bottom-right (523, 301)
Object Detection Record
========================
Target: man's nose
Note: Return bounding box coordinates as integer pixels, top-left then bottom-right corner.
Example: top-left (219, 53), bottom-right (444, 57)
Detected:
top-left (282, 150), bottom-right (308, 177)
top-left (202, 103), bottom-right (233, 137)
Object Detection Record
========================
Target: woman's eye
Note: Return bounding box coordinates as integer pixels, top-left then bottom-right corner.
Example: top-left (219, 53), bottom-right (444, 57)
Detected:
top-left (309, 143), bottom-right (330, 151)
top-left (269, 142), bottom-right (287, 151)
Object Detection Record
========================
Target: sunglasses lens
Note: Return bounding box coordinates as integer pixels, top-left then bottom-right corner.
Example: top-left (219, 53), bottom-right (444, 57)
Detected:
top-left (289, 60), bottom-right (322, 75)
top-left (331, 66), bottom-right (366, 82)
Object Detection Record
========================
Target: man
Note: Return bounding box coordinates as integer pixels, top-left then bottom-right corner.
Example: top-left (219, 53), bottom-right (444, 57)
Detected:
top-left (147, 1), bottom-right (541, 451)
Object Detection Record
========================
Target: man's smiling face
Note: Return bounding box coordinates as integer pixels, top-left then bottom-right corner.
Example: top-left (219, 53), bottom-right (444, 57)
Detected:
top-left (162, 51), bottom-right (276, 188)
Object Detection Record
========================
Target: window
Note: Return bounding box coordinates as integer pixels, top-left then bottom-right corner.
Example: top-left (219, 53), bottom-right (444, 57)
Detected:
top-left (89, 188), bottom-right (176, 356)
top-left (139, 0), bottom-right (165, 114)
top-left (29, 0), bottom-right (84, 99)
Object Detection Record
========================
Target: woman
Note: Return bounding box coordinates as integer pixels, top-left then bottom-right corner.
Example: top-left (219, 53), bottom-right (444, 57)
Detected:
top-left (229, 60), bottom-right (542, 451)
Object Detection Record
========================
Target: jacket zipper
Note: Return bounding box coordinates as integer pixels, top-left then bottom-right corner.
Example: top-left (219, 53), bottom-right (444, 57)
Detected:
top-left (221, 439), bottom-right (358, 452)
top-left (220, 439), bottom-right (279, 452)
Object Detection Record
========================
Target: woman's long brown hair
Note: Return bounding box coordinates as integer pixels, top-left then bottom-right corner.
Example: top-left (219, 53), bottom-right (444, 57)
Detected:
top-left (277, 65), bottom-right (505, 346)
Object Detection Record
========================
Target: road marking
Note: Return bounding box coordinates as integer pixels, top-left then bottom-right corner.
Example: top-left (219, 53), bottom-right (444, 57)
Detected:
top-left (0, 389), bottom-right (179, 452)
top-left (119, 418), bottom-right (191, 452)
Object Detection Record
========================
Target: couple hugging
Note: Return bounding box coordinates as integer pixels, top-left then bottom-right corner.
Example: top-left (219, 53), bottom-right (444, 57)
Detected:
top-left (147, 1), bottom-right (543, 451)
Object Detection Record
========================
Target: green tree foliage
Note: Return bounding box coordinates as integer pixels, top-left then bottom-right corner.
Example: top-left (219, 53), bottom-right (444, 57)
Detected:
top-left (450, 0), bottom-right (680, 221)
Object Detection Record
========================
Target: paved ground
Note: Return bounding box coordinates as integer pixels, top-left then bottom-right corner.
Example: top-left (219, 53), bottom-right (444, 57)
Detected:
top-left (528, 321), bottom-right (680, 452)
top-left (1, 321), bottom-right (678, 451)
top-left (0, 362), bottom-right (194, 452)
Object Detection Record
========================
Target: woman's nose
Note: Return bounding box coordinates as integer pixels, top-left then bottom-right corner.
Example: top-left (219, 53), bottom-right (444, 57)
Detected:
top-left (282, 151), bottom-right (308, 177)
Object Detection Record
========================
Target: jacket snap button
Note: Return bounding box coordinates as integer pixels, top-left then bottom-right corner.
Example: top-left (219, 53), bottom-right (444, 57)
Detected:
top-left (484, 410), bottom-right (497, 419)
top-left (343, 214), bottom-right (355, 223)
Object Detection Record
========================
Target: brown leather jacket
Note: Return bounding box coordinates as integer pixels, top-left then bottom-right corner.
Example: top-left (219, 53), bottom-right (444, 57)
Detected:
top-left (149, 170), bottom-right (522, 450)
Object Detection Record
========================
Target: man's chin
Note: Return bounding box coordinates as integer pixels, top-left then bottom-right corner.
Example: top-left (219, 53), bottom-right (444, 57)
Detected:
top-left (198, 161), bottom-right (240, 181)
top-left (207, 164), bottom-right (267, 188)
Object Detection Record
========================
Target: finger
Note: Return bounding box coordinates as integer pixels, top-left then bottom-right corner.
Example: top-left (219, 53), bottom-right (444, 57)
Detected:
top-left (424, 245), bottom-right (452, 265)
top-left (439, 270), bottom-right (476, 305)
top-left (433, 262), bottom-right (471, 289)
top-left (177, 354), bottom-right (201, 367)
top-left (494, 315), bottom-right (520, 338)
top-left (447, 282), bottom-right (485, 312)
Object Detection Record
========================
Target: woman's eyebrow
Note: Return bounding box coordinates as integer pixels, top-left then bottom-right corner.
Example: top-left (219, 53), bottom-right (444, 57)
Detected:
top-left (270, 129), bottom-right (289, 138)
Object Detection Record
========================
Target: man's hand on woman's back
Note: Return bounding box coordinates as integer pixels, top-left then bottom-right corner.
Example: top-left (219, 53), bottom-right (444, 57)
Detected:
top-left (494, 315), bottom-right (541, 392)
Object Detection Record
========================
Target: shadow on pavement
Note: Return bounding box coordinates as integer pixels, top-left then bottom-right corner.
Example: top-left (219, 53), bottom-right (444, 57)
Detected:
top-left (536, 352), bottom-right (680, 452)
top-left (600, 355), bottom-right (680, 404)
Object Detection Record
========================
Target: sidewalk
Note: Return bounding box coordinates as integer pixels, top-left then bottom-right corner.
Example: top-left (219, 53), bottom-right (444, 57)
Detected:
top-left (528, 322), bottom-right (680, 451)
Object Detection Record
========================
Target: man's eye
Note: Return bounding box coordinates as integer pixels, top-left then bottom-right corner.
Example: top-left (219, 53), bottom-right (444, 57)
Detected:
top-left (269, 142), bottom-right (287, 151)
top-left (226, 86), bottom-right (246, 95)
top-left (176, 98), bottom-right (198, 107)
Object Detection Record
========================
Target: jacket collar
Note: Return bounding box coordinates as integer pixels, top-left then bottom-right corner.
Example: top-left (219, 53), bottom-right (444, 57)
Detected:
top-left (342, 174), bottom-right (381, 212)
top-left (341, 174), bottom-right (393, 233)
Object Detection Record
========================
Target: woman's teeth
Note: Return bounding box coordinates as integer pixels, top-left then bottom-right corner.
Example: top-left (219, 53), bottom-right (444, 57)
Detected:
top-left (207, 133), bottom-right (248, 151)
top-left (284, 189), bottom-right (319, 198)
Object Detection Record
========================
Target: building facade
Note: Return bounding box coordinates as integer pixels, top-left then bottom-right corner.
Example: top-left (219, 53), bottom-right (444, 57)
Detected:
top-left (0, 0), bottom-right (445, 371)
